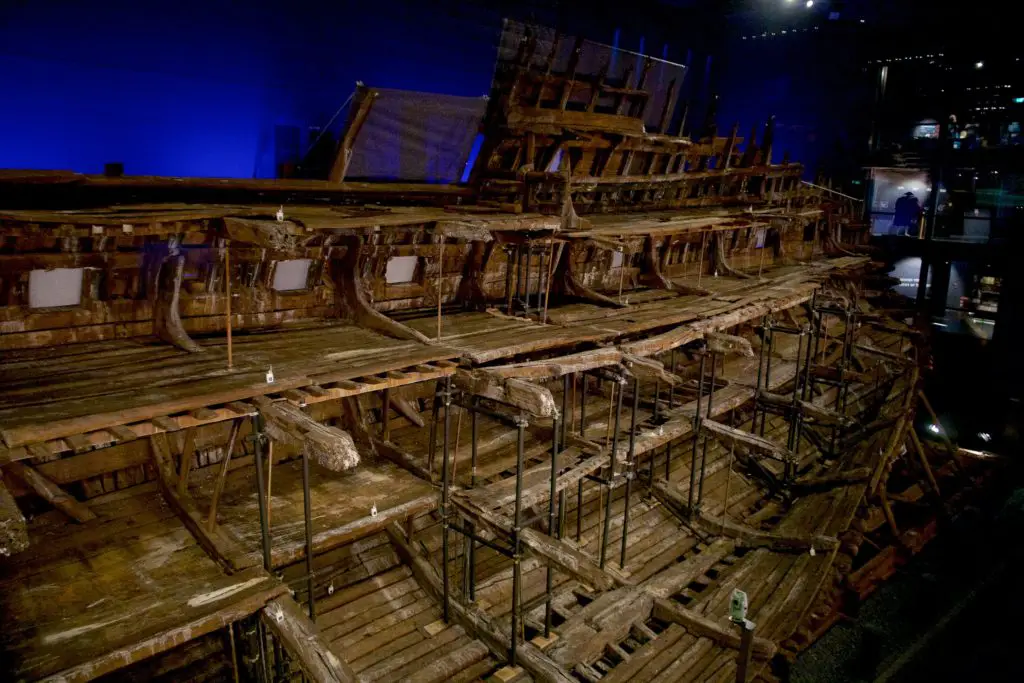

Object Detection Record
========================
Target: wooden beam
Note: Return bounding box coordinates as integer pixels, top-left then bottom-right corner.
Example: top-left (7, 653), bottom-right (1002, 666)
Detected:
top-left (621, 353), bottom-right (682, 385)
top-left (486, 348), bottom-right (623, 381)
top-left (454, 369), bottom-right (557, 417)
top-left (641, 537), bottom-right (735, 599)
top-left (205, 418), bottom-right (243, 532)
top-left (701, 418), bottom-right (792, 462)
top-left (328, 86), bottom-right (378, 183)
top-left (705, 332), bottom-right (754, 357)
top-left (148, 432), bottom-right (256, 573)
top-left (176, 426), bottom-right (198, 496)
top-left (455, 500), bottom-right (626, 591)
top-left (389, 393), bottom-right (425, 428)
top-left (908, 429), bottom-right (940, 495)
top-left (792, 467), bottom-right (871, 492)
top-left (619, 284), bottom-right (817, 356)
top-left (651, 599), bottom-right (776, 659)
top-left (757, 391), bottom-right (854, 427)
top-left (385, 523), bottom-right (575, 683)
top-left (262, 595), bottom-right (358, 683)
top-left (5, 460), bottom-right (96, 523)
top-left (258, 399), bottom-right (361, 472)
top-left (690, 507), bottom-right (839, 553)
top-left (0, 475), bottom-right (29, 556)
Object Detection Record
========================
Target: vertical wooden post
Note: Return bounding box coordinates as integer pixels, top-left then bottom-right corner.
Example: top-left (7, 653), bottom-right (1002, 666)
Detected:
top-left (225, 242), bottom-right (233, 369)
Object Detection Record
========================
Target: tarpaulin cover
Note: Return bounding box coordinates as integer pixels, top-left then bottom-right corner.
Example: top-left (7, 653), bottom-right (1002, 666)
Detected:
top-left (345, 88), bottom-right (486, 183)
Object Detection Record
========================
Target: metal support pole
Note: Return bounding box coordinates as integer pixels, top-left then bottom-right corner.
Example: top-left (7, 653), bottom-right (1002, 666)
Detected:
top-left (381, 387), bottom-right (390, 440)
top-left (688, 352), bottom-right (707, 513)
top-left (510, 415), bottom-right (527, 666)
top-left (668, 348), bottom-right (677, 408)
top-left (560, 375), bottom-right (570, 538)
top-left (620, 376), bottom-right (640, 567)
top-left (545, 413), bottom-right (560, 637)
top-left (441, 377), bottom-right (452, 623)
top-left (301, 448), bottom-right (315, 620)
top-left (504, 246), bottom-right (514, 314)
top-left (761, 329), bottom-right (775, 437)
top-left (428, 382), bottom-right (440, 479)
top-left (600, 379), bottom-right (624, 568)
top-left (524, 243), bottom-right (533, 313)
top-left (698, 353), bottom-right (717, 506)
top-left (577, 479), bottom-right (584, 542)
top-left (251, 413), bottom-right (272, 572)
top-left (470, 397), bottom-right (479, 488)
top-left (580, 375), bottom-right (588, 436)
top-left (753, 318), bottom-right (767, 436)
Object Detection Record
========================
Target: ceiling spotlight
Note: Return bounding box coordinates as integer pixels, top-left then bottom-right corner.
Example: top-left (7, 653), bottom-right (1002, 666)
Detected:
top-left (975, 61), bottom-right (984, 69)
top-left (928, 423), bottom-right (941, 434)
top-left (979, 432), bottom-right (992, 442)
top-left (806, 0), bottom-right (814, 6)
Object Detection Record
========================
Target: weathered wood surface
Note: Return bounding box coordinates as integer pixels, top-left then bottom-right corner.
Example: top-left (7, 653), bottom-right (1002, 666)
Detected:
top-left (652, 598), bottom-right (776, 659)
top-left (261, 595), bottom-right (358, 683)
top-left (258, 399), bottom-right (361, 472)
top-left (453, 369), bottom-right (557, 417)
top-left (385, 523), bottom-right (575, 683)
top-left (701, 418), bottom-right (793, 462)
top-left (5, 460), bottom-right (97, 523)
top-left (149, 432), bottom-right (256, 573)
top-left (0, 477), bottom-right (28, 556)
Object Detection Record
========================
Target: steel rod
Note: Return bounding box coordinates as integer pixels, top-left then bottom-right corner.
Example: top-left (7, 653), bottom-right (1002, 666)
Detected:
top-left (251, 414), bottom-right (273, 572)
top-left (510, 416), bottom-right (527, 666)
top-left (441, 377), bottom-right (452, 623)
top-left (698, 353), bottom-right (717, 506)
top-left (600, 379), bottom-right (624, 568)
top-left (688, 353), bottom-right (707, 512)
top-left (301, 448), bottom-right (315, 620)
top-left (545, 413), bottom-right (560, 637)
top-left (471, 397), bottom-right (479, 488)
top-left (621, 376), bottom-right (640, 567)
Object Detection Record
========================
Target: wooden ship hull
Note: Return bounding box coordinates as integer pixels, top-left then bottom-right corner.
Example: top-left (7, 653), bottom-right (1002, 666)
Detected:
top-left (0, 19), bottom-right (991, 683)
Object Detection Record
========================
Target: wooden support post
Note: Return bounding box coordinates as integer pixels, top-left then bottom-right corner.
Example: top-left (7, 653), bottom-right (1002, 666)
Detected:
top-left (206, 418), bottom-right (243, 532)
top-left (917, 390), bottom-right (961, 470)
top-left (148, 433), bottom-right (255, 573)
top-left (6, 460), bottom-right (96, 523)
top-left (908, 429), bottom-right (940, 495)
top-left (176, 426), bottom-right (198, 497)
top-left (651, 599), bottom-right (775, 659)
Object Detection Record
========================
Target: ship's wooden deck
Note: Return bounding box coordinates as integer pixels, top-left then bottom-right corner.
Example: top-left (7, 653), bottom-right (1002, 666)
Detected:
top-left (0, 487), bottom-right (285, 682)
top-left (0, 322), bottom-right (459, 456)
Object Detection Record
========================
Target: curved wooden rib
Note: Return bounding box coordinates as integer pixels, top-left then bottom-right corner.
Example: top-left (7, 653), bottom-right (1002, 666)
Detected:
top-left (713, 231), bottom-right (752, 279)
top-left (555, 242), bottom-right (628, 309)
top-left (455, 239), bottom-right (494, 310)
top-left (638, 235), bottom-right (710, 296)
top-left (332, 238), bottom-right (434, 343)
top-left (154, 253), bottom-right (204, 353)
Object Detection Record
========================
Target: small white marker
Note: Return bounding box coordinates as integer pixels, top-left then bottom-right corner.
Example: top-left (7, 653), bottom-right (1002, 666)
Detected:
top-left (266, 366), bottom-right (275, 384)
top-left (121, 224), bottom-right (133, 234)
top-left (371, 503), bottom-right (378, 518)
top-left (276, 206), bottom-right (285, 222)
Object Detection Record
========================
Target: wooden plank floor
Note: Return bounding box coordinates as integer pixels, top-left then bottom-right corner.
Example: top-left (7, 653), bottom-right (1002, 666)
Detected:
top-left (0, 322), bottom-right (458, 448)
top-left (202, 456), bottom-right (436, 570)
top-left (0, 488), bottom-right (285, 682)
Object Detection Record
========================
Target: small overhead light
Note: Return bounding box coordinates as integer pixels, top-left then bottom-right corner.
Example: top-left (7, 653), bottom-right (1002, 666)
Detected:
top-left (979, 432), bottom-right (992, 442)
top-left (860, 19), bottom-right (865, 23)
top-left (806, 0), bottom-right (814, 6)
top-left (928, 424), bottom-right (941, 434)
top-left (975, 61), bottom-right (985, 69)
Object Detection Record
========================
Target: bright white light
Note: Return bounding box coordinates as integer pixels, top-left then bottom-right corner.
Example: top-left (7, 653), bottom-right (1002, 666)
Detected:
top-left (928, 424), bottom-right (941, 434)
top-left (979, 432), bottom-right (992, 442)
top-left (975, 61), bottom-right (984, 69)
top-left (806, 0), bottom-right (814, 6)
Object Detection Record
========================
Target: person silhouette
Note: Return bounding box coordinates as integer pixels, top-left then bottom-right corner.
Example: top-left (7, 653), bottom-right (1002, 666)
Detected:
top-left (893, 191), bottom-right (922, 236)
